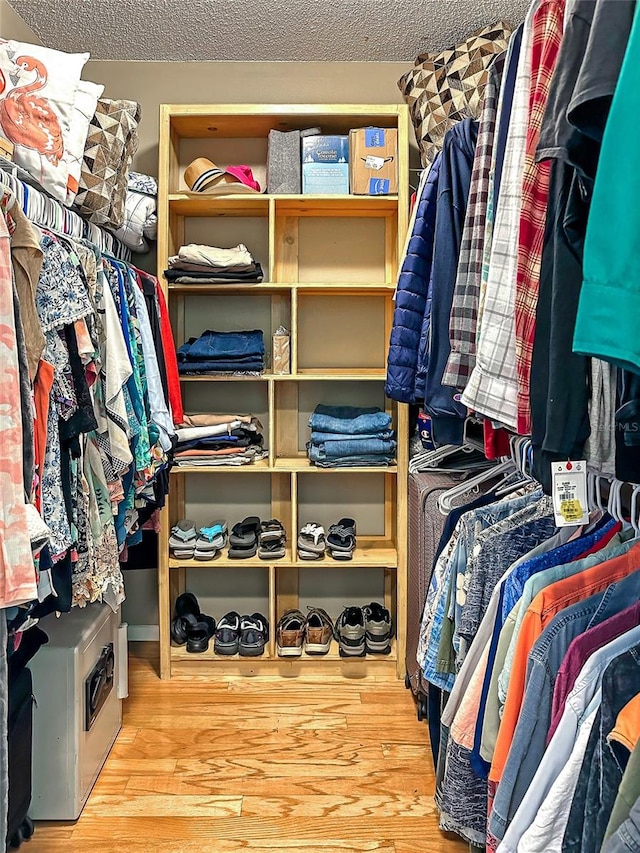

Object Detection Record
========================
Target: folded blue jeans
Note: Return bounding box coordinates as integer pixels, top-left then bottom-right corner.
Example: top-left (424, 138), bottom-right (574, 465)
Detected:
top-left (310, 437), bottom-right (397, 458)
top-left (179, 360), bottom-right (264, 373)
top-left (309, 404), bottom-right (392, 435)
top-left (178, 329), bottom-right (265, 361)
top-left (310, 429), bottom-right (394, 443)
top-left (312, 455), bottom-right (395, 468)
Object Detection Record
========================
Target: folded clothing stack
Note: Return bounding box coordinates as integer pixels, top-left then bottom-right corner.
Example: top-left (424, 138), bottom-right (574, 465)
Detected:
top-left (306, 404), bottom-right (396, 468)
top-left (164, 243), bottom-right (264, 284)
top-left (173, 413), bottom-right (266, 467)
top-left (177, 329), bottom-right (265, 375)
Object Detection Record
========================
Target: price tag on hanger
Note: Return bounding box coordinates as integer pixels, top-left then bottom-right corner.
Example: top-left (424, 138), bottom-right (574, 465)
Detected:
top-left (552, 460), bottom-right (589, 526)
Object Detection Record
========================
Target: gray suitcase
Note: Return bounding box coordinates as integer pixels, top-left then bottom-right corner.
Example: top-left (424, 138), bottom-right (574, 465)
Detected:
top-left (406, 470), bottom-right (459, 714)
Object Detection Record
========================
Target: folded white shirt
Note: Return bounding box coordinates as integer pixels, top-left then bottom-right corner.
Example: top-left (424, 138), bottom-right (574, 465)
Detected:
top-left (174, 243), bottom-right (253, 268)
top-left (175, 421), bottom-right (244, 442)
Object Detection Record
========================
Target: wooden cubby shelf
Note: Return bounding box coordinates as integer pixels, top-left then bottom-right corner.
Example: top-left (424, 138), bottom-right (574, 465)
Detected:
top-left (158, 103), bottom-right (409, 679)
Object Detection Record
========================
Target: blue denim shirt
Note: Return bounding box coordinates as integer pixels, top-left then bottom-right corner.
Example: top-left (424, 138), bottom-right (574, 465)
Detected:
top-left (422, 491), bottom-right (542, 691)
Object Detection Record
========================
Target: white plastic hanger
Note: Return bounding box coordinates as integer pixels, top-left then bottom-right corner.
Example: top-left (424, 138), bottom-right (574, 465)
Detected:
top-left (437, 457), bottom-right (515, 514)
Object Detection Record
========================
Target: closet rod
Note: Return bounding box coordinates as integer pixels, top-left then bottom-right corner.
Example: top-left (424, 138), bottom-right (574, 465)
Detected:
top-left (0, 155), bottom-right (131, 262)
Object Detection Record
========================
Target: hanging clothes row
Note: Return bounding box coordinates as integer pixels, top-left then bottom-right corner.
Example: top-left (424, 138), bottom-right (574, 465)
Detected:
top-left (417, 458), bottom-right (640, 853)
top-left (391, 0), bottom-right (640, 850)
top-left (0, 159), bottom-right (131, 264)
top-left (386, 0), bottom-right (640, 494)
top-left (0, 181), bottom-right (183, 623)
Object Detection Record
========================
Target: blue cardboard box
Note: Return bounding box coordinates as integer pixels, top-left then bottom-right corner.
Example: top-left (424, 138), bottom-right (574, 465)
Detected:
top-left (302, 135), bottom-right (349, 194)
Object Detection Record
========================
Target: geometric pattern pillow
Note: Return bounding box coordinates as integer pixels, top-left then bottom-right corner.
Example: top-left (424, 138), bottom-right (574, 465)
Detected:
top-left (0, 39), bottom-right (88, 202)
top-left (398, 21), bottom-right (513, 166)
top-left (74, 98), bottom-right (141, 229)
top-left (64, 79), bottom-right (105, 206)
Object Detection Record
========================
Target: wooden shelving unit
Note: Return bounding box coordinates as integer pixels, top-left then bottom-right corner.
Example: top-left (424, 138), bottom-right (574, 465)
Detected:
top-left (157, 104), bottom-right (409, 679)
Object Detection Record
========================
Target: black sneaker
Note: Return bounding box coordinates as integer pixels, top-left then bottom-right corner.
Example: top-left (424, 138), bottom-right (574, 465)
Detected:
top-left (335, 606), bottom-right (366, 657)
top-left (239, 613), bottom-right (269, 657)
top-left (213, 611), bottom-right (241, 655)
top-left (363, 602), bottom-right (392, 654)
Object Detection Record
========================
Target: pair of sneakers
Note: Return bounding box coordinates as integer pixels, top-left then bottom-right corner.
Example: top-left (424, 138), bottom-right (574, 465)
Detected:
top-left (335, 602), bottom-right (392, 657)
top-left (214, 611), bottom-right (269, 656)
top-left (276, 607), bottom-right (334, 657)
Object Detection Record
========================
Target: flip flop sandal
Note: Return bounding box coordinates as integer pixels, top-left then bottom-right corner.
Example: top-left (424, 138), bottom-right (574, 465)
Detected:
top-left (193, 523), bottom-right (227, 560)
top-left (298, 546), bottom-right (324, 560)
top-left (228, 542), bottom-right (258, 559)
top-left (327, 518), bottom-right (356, 552)
top-left (259, 519), bottom-right (286, 544)
top-left (171, 548), bottom-right (196, 560)
top-left (229, 516), bottom-right (261, 548)
top-left (258, 540), bottom-right (286, 560)
top-left (298, 522), bottom-right (326, 554)
top-left (169, 519), bottom-right (197, 550)
top-left (195, 522), bottom-right (227, 550)
top-left (329, 548), bottom-right (353, 561)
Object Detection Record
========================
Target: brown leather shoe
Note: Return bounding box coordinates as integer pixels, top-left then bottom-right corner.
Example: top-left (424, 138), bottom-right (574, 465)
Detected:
top-left (304, 607), bottom-right (334, 655)
top-left (276, 609), bottom-right (305, 657)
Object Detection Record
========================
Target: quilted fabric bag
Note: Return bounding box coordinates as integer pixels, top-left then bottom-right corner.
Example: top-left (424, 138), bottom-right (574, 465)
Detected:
top-left (74, 98), bottom-right (141, 229)
top-left (398, 21), bottom-right (513, 166)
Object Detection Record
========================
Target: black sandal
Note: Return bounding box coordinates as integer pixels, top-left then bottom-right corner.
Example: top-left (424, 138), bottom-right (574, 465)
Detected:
top-left (229, 516), bottom-right (261, 548)
top-left (327, 518), bottom-right (357, 556)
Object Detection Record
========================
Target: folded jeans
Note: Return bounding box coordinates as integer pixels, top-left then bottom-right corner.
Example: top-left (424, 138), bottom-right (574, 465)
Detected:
top-left (309, 438), bottom-right (397, 459)
top-left (309, 405), bottom-right (392, 435)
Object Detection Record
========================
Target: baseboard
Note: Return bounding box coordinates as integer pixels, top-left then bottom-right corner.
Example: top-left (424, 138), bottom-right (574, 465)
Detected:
top-left (127, 624), bottom-right (159, 642)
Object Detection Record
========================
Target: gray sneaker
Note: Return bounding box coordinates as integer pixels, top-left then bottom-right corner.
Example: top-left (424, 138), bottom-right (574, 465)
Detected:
top-left (335, 606), bottom-right (366, 657)
top-left (363, 602), bottom-right (392, 654)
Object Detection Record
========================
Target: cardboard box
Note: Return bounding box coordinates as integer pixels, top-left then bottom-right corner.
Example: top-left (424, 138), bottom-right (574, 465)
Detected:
top-left (302, 135), bottom-right (349, 194)
top-left (349, 127), bottom-right (398, 195)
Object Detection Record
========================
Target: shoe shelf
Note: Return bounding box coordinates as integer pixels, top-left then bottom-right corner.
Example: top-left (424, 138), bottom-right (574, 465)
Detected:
top-left (158, 104), bottom-right (410, 680)
top-left (168, 544), bottom-right (397, 570)
top-left (169, 639), bottom-right (398, 678)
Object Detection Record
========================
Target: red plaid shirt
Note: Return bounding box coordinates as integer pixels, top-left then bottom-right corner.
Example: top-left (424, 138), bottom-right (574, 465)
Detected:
top-left (514, 0), bottom-right (565, 435)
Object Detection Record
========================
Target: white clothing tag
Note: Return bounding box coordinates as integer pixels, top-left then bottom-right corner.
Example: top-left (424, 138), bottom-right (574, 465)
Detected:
top-left (552, 460), bottom-right (589, 526)
top-left (365, 155), bottom-right (385, 170)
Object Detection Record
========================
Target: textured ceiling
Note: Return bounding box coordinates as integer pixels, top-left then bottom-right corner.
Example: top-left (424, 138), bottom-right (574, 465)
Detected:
top-left (7, 0), bottom-right (527, 61)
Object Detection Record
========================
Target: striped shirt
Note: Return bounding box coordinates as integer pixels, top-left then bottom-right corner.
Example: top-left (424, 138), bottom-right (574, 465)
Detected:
top-left (443, 51), bottom-right (506, 391)
top-left (462, 0), bottom-right (541, 430)
top-left (515, 0), bottom-right (565, 435)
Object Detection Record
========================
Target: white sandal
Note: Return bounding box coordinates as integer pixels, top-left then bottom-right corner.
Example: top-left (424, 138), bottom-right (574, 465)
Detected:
top-left (297, 522), bottom-right (326, 554)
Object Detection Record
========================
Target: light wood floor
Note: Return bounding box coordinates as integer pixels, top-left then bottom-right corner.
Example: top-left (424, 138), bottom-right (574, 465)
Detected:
top-left (32, 643), bottom-right (467, 853)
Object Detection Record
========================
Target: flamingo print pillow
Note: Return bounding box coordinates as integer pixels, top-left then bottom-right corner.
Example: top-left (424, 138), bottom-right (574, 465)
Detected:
top-left (0, 40), bottom-right (88, 203)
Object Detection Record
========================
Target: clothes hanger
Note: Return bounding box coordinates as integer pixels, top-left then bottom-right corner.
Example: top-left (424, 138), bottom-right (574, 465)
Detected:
top-left (629, 484), bottom-right (640, 538)
top-left (437, 457), bottom-right (516, 514)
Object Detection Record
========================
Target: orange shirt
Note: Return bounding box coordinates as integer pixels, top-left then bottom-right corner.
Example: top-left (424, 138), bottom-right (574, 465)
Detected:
top-left (490, 540), bottom-right (640, 782)
top-left (609, 693), bottom-right (640, 753)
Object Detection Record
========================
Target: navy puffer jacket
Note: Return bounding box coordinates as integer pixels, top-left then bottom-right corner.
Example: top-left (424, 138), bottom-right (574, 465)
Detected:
top-left (385, 153), bottom-right (442, 403)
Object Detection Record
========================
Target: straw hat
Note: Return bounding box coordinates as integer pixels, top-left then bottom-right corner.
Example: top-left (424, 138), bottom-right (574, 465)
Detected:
top-left (184, 157), bottom-right (261, 194)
